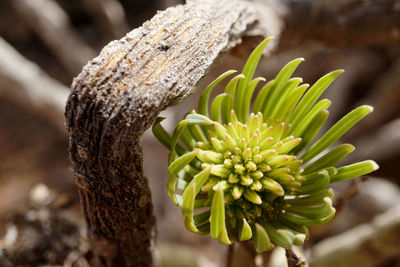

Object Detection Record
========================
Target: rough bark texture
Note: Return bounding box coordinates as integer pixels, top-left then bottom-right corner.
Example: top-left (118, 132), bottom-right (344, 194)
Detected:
top-left (65, 0), bottom-right (265, 266)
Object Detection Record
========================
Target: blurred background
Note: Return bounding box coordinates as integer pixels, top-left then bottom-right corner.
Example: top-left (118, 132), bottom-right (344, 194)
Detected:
top-left (0, 0), bottom-right (399, 266)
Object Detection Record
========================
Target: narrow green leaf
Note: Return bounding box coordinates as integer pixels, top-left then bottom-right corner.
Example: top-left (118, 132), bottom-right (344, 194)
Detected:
top-left (263, 58), bottom-right (304, 118)
top-left (198, 70), bottom-right (236, 116)
top-left (331, 160), bottom-right (379, 183)
top-left (302, 105), bottom-right (373, 162)
top-left (284, 197), bottom-right (333, 220)
top-left (280, 84), bottom-right (309, 122)
top-left (171, 120), bottom-right (189, 158)
top-left (152, 117), bottom-right (171, 149)
top-left (236, 37), bottom-right (273, 122)
top-left (289, 70), bottom-right (344, 127)
top-left (210, 185), bottom-right (226, 239)
top-left (304, 144), bottom-right (355, 174)
top-left (223, 74), bottom-right (245, 123)
top-left (291, 109), bottom-right (329, 155)
top-left (182, 182), bottom-right (199, 233)
top-left (240, 77), bottom-right (266, 122)
top-left (253, 223), bottom-right (274, 253)
top-left (252, 80), bottom-right (274, 114)
top-left (186, 113), bottom-right (213, 125)
top-left (167, 151), bottom-right (197, 204)
top-left (185, 167), bottom-right (211, 196)
top-left (300, 170), bottom-right (330, 194)
top-left (291, 99), bottom-right (331, 137)
top-left (239, 218), bottom-right (252, 241)
top-left (263, 222), bottom-right (294, 249)
top-left (270, 78), bottom-right (303, 120)
top-left (211, 93), bottom-right (232, 123)
top-left (285, 188), bottom-right (334, 205)
top-left (279, 208), bottom-right (336, 226)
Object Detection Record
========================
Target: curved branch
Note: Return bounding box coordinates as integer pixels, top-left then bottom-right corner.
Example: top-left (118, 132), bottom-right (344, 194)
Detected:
top-left (65, 0), bottom-right (269, 266)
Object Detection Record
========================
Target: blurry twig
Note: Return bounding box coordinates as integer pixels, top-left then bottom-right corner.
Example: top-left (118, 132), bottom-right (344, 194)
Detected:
top-left (0, 37), bottom-right (68, 133)
top-left (311, 205), bottom-right (400, 267)
top-left (333, 178), bottom-right (365, 214)
top-left (82, 0), bottom-right (130, 41)
top-left (280, 0), bottom-right (400, 47)
top-left (352, 57), bottom-right (400, 135)
top-left (9, 0), bottom-right (96, 75)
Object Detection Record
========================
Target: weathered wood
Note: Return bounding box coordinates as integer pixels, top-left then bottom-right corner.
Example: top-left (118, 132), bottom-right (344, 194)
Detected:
top-left (65, 0), bottom-right (266, 266)
top-left (0, 37), bottom-right (69, 133)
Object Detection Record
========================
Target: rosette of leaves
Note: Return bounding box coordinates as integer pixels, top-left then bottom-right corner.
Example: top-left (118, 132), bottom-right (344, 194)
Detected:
top-left (152, 38), bottom-right (379, 252)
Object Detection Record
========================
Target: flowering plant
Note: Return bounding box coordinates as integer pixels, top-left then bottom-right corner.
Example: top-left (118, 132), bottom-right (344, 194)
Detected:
top-left (153, 38), bottom-right (378, 252)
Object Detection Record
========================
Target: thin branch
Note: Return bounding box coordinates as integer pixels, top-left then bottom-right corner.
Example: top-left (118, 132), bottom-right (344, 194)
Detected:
top-left (0, 37), bottom-right (68, 133)
top-left (280, 0), bottom-right (400, 47)
top-left (65, 0), bottom-right (269, 266)
top-left (82, 0), bottom-right (130, 41)
top-left (9, 0), bottom-right (96, 75)
top-left (226, 243), bottom-right (235, 267)
top-left (311, 205), bottom-right (400, 267)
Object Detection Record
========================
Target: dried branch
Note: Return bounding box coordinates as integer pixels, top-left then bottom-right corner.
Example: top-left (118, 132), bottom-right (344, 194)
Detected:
top-left (65, 0), bottom-right (268, 266)
top-left (280, 0), bottom-right (400, 48)
top-left (311, 205), bottom-right (400, 267)
top-left (82, 0), bottom-right (130, 41)
top-left (0, 37), bottom-right (68, 133)
top-left (9, 0), bottom-right (96, 75)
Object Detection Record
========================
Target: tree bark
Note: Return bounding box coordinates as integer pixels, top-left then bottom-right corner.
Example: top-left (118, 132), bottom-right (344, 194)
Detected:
top-left (65, 0), bottom-right (267, 266)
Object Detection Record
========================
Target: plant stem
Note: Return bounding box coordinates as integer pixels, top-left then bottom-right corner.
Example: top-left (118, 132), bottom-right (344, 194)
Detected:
top-left (285, 249), bottom-right (305, 267)
top-left (226, 242), bottom-right (235, 267)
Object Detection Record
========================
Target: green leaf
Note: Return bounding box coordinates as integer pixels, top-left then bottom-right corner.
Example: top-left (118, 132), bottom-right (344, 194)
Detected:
top-left (291, 99), bottom-right (331, 137)
top-left (252, 80), bottom-right (274, 114)
top-left (300, 170), bottom-right (330, 194)
top-left (263, 58), bottom-right (304, 118)
top-left (331, 160), bottom-right (379, 183)
top-left (279, 207), bottom-right (336, 226)
top-left (280, 84), bottom-right (309, 122)
top-left (291, 109), bottom-right (329, 155)
top-left (253, 223), bottom-right (274, 253)
top-left (289, 70), bottom-right (344, 127)
top-left (301, 105), bottom-right (373, 162)
top-left (236, 37), bottom-right (273, 122)
top-left (198, 70), bottom-right (236, 117)
top-left (223, 74), bottom-right (245, 123)
top-left (211, 93), bottom-right (233, 123)
top-left (167, 151), bottom-right (197, 204)
top-left (210, 185), bottom-right (226, 239)
top-left (182, 182), bottom-right (199, 233)
top-left (263, 222), bottom-right (294, 249)
top-left (186, 113), bottom-right (213, 125)
top-left (285, 188), bottom-right (334, 205)
top-left (239, 218), bottom-right (252, 241)
top-left (270, 78), bottom-right (303, 120)
top-left (284, 197), bottom-right (333, 220)
top-left (303, 144), bottom-right (355, 174)
top-left (240, 77), bottom-right (266, 122)
top-left (152, 117), bottom-right (171, 149)
top-left (184, 167), bottom-right (211, 197)
top-left (171, 120), bottom-right (189, 158)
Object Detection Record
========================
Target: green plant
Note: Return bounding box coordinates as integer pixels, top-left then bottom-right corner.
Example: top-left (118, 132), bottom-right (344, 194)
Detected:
top-left (152, 37), bottom-right (378, 252)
